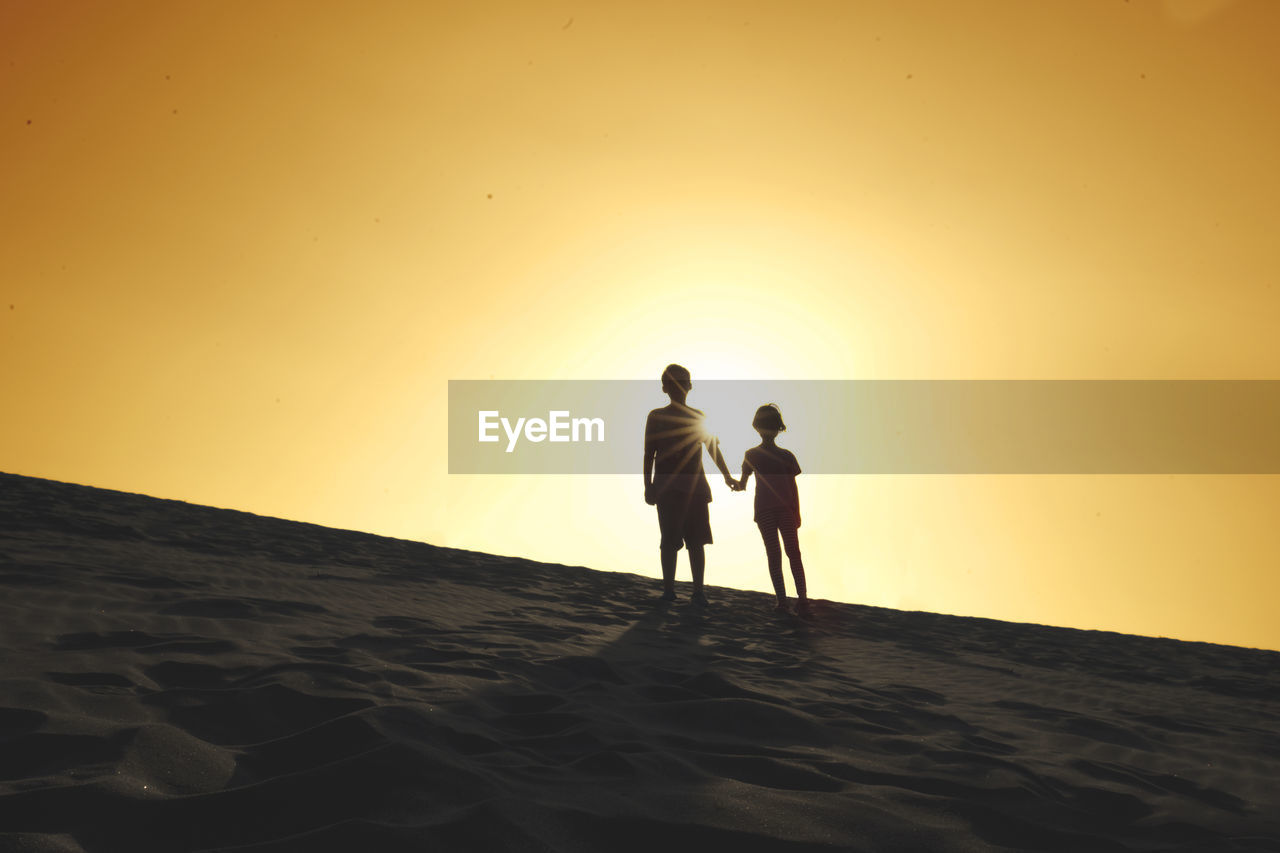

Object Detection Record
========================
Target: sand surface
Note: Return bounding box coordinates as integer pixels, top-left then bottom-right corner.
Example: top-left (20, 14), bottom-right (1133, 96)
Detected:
top-left (1, 472), bottom-right (1278, 852)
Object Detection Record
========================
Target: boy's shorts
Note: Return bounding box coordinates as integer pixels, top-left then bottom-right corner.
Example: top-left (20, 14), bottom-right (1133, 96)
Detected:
top-left (656, 491), bottom-right (712, 550)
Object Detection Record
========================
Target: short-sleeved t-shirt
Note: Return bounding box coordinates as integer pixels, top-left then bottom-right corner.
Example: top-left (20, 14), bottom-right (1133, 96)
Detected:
top-left (645, 403), bottom-right (713, 502)
top-left (743, 444), bottom-right (800, 523)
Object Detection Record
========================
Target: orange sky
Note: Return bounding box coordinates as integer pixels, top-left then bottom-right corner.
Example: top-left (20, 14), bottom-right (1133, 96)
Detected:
top-left (3, 0), bottom-right (1279, 649)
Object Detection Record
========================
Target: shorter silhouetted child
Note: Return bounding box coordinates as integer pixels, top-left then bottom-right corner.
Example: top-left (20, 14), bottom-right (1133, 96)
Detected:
top-left (736, 404), bottom-right (809, 616)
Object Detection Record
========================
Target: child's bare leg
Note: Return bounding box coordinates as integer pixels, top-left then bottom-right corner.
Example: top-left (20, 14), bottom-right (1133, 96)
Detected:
top-left (780, 525), bottom-right (807, 602)
top-left (687, 544), bottom-right (706, 599)
top-left (660, 546), bottom-right (679, 598)
top-left (759, 523), bottom-right (786, 603)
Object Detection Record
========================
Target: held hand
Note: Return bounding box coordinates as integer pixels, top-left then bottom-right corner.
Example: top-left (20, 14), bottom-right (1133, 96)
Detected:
top-left (645, 484), bottom-right (657, 505)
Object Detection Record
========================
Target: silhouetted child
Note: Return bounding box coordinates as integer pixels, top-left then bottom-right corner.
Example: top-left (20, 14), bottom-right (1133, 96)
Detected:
top-left (736, 404), bottom-right (809, 615)
top-left (644, 364), bottom-right (738, 605)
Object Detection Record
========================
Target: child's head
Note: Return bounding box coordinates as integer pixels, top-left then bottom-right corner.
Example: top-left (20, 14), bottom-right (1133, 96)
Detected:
top-left (752, 403), bottom-right (786, 437)
top-left (661, 363), bottom-right (692, 397)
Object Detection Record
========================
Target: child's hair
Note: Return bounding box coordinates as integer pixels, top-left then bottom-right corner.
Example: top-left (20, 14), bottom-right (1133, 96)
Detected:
top-left (662, 363), bottom-right (691, 391)
top-left (752, 403), bottom-right (786, 432)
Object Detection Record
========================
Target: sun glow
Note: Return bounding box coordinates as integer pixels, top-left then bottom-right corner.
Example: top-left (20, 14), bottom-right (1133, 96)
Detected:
top-left (6, 1), bottom-right (1280, 649)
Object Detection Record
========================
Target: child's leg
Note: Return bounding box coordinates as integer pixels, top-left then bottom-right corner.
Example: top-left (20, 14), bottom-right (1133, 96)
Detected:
top-left (687, 544), bottom-right (706, 597)
top-left (660, 546), bottom-right (678, 597)
top-left (758, 519), bottom-right (786, 601)
top-left (778, 517), bottom-right (807, 601)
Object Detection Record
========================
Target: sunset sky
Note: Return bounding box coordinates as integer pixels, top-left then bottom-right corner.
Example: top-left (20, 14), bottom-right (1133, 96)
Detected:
top-left (4, 0), bottom-right (1278, 649)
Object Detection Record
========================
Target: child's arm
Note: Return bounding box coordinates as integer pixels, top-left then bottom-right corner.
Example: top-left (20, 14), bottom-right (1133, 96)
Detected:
top-left (707, 436), bottom-right (737, 488)
top-left (735, 457), bottom-right (753, 491)
top-left (643, 413), bottom-right (658, 504)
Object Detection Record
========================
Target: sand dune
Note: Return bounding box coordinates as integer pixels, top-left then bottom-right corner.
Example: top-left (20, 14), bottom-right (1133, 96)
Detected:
top-left (1, 471), bottom-right (1277, 852)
